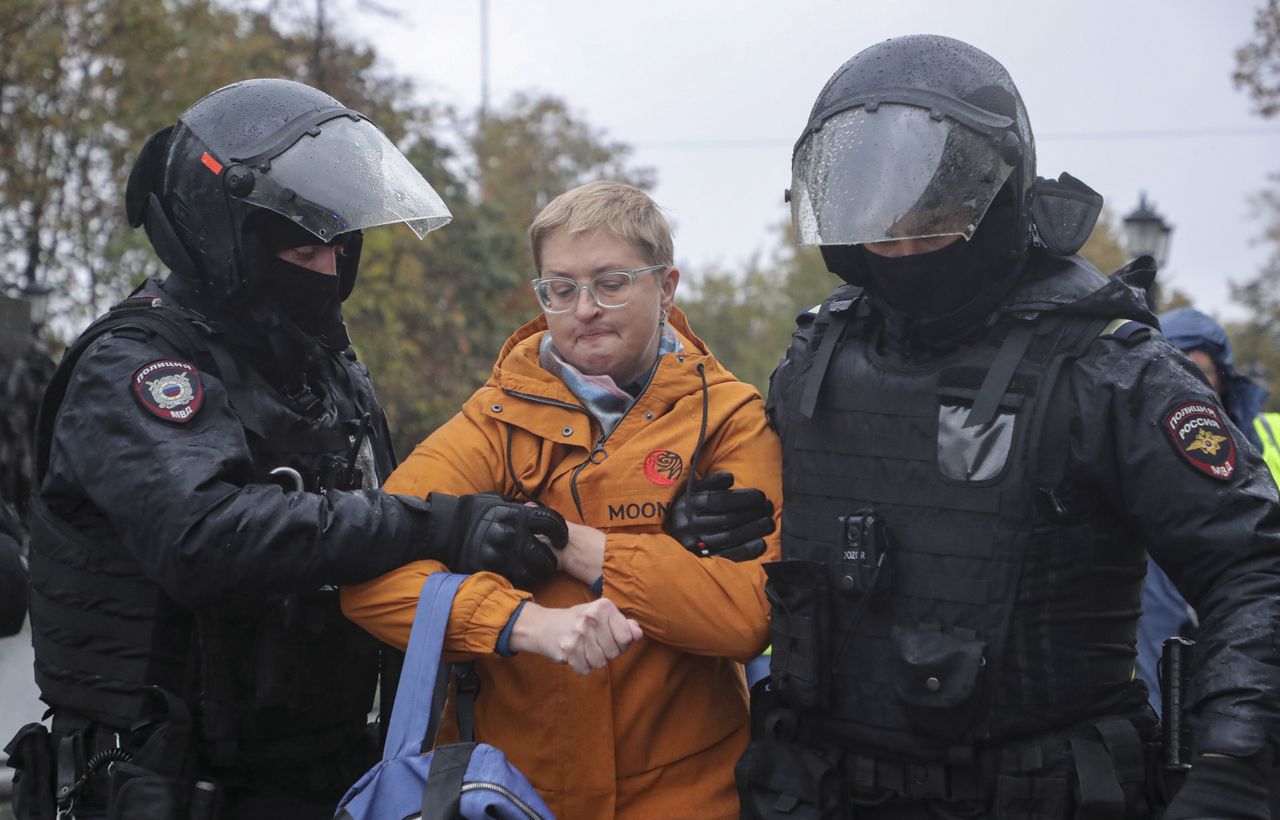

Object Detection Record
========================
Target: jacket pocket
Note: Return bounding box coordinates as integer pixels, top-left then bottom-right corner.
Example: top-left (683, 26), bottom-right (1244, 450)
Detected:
top-left (936, 390), bottom-right (1020, 483)
top-left (892, 625), bottom-right (987, 742)
top-left (735, 740), bottom-right (842, 820)
top-left (764, 561), bottom-right (830, 709)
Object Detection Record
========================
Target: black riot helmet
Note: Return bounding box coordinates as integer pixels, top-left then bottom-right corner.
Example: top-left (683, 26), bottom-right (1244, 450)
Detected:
top-left (125, 79), bottom-right (452, 304)
top-left (791, 35), bottom-right (1101, 260)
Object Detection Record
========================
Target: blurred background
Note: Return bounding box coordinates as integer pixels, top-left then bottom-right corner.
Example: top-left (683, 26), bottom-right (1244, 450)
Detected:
top-left (1, 1), bottom-right (1278, 811)
top-left (3, 0), bottom-right (1279, 447)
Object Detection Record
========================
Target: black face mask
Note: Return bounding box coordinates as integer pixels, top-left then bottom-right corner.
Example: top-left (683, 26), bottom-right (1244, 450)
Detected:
top-left (261, 255), bottom-right (343, 339)
top-left (821, 199), bottom-right (1025, 348)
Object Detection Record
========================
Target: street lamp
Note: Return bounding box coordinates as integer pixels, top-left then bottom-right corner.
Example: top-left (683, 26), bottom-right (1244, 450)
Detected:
top-left (1122, 192), bottom-right (1174, 269)
top-left (19, 281), bottom-right (51, 333)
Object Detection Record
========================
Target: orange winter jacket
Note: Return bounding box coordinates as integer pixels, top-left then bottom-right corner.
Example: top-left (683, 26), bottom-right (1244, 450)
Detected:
top-left (341, 307), bottom-right (781, 819)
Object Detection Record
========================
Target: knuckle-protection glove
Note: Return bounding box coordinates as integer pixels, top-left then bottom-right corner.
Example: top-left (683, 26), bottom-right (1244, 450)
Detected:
top-left (426, 493), bottom-right (568, 590)
top-left (663, 472), bottom-right (775, 562)
top-left (1164, 749), bottom-right (1272, 820)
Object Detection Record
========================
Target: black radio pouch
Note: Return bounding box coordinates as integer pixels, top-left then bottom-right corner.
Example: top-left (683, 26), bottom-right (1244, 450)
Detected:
top-left (764, 560), bottom-right (832, 710)
top-left (4, 723), bottom-right (56, 820)
top-left (892, 624), bottom-right (988, 743)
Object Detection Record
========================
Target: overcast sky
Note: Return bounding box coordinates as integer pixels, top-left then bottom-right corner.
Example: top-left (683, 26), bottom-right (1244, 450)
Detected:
top-left (349, 0), bottom-right (1280, 319)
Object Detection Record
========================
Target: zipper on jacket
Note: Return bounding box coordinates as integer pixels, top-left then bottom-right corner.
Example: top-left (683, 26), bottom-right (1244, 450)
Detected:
top-left (505, 356), bottom-right (664, 520)
top-left (569, 436), bottom-right (607, 519)
top-left (565, 357), bottom-right (665, 518)
top-left (501, 387), bottom-right (597, 517)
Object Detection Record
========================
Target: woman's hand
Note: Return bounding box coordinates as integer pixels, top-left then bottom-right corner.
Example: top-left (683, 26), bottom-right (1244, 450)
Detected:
top-left (557, 520), bottom-right (606, 585)
top-left (509, 599), bottom-right (643, 675)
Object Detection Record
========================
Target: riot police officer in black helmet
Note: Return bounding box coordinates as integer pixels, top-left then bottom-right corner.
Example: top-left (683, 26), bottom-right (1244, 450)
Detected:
top-left (742, 35), bottom-right (1280, 819)
top-left (4, 78), bottom-right (567, 820)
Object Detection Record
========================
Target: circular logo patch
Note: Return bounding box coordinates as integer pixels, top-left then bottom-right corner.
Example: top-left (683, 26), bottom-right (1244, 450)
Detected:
top-left (1163, 401), bottom-right (1236, 481)
top-left (643, 449), bottom-right (684, 486)
top-left (132, 360), bottom-right (204, 423)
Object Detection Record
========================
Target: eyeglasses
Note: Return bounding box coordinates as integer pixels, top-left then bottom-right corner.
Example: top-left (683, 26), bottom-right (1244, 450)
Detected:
top-left (531, 265), bottom-right (668, 314)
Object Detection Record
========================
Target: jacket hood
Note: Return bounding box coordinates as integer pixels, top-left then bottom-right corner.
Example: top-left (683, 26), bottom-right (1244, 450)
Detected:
top-left (1159, 307), bottom-right (1269, 438)
top-left (1001, 252), bottom-right (1158, 326)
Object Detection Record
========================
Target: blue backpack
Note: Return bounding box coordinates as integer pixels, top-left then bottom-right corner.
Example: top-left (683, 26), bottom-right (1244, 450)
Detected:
top-left (335, 573), bottom-right (554, 820)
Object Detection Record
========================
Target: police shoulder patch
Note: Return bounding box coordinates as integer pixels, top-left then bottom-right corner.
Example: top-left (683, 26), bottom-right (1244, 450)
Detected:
top-left (1163, 400), bottom-right (1236, 481)
top-left (132, 359), bottom-right (204, 423)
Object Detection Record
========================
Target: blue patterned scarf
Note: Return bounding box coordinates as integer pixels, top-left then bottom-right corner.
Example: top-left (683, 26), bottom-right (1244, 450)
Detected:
top-left (540, 326), bottom-right (683, 437)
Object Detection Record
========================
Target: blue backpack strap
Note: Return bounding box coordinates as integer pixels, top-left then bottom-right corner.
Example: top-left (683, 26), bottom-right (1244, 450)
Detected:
top-left (383, 572), bottom-right (468, 759)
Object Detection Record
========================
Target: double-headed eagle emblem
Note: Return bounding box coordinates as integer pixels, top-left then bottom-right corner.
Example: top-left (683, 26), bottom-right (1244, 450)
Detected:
top-left (1186, 428), bottom-right (1228, 456)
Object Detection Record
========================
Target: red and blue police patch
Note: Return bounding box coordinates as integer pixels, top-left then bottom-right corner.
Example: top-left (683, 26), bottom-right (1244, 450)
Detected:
top-left (1163, 401), bottom-right (1236, 481)
top-left (132, 360), bottom-right (204, 423)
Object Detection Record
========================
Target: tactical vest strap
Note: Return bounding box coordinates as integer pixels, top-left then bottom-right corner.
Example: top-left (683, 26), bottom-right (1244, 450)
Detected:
top-left (1068, 737), bottom-right (1126, 819)
top-left (252, 427), bottom-right (352, 454)
top-left (27, 588), bottom-right (151, 645)
top-left (843, 752), bottom-right (983, 802)
top-left (799, 297), bottom-right (859, 419)
top-left (31, 629), bottom-right (151, 685)
top-left (965, 317), bottom-right (1037, 429)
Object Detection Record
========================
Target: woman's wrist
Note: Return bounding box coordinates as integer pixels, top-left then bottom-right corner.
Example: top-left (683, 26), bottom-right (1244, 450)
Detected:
top-left (562, 522), bottom-right (606, 585)
top-left (508, 601), bottom-right (547, 656)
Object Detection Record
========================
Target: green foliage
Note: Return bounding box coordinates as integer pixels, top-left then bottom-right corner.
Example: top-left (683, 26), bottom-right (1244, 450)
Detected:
top-left (472, 93), bottom-right (656, 276)
top-left (0, 0), bottom-right (326, 329)
top-left (1235, 0), bottom-right (1280, 118)
top-left (681, 221), bottom-right (837, 393)
top-left (1229, 175), bottom-right (1280, 410)
top-left (1230, 5), bottom-right (1280, 408)
top-left (0, 0), bottom-right (657, 448)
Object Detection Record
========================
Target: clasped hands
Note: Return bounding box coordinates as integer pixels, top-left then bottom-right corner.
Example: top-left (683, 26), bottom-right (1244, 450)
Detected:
top-left (428, 473), bottom-right (773, 674)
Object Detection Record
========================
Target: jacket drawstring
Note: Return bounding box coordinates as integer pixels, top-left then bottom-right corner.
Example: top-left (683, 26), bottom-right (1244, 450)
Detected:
top-left (685, 362), bottom-right (710, 505)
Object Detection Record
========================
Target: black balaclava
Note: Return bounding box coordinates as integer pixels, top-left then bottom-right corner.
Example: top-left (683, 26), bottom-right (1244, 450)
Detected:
top-left (248, 213), bottom-right (351, 347)
top-left (821, 189), bottom-right (1025, 351)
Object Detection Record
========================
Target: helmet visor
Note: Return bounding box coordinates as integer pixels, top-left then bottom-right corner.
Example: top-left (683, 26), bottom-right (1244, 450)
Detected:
top-left (233, 116), bottom-right (452, 241)
top-left (791, 105), bottom-right (1014, 246)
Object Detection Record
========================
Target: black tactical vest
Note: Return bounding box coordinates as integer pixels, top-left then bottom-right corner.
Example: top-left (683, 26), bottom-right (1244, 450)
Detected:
top-left (28, 283), bottom-right (391, 774)
top-left (768, 283), bottom-right (1146, 763)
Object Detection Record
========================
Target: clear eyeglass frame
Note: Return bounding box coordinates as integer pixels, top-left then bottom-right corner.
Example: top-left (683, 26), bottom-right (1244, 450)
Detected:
top-left (531, 265), bottom-right (668, 314)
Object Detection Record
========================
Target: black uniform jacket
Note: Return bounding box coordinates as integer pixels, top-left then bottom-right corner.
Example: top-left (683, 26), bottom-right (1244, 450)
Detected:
top-left (40, 277), bottom-right (434, 608)
top-left (771, 254), bottom-right (1280, 758)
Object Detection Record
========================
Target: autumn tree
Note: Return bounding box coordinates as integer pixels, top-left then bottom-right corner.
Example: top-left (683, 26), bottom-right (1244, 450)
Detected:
top-left (0, 0), bottom-right (331, 333)
top-left (681, 222), bottom-right (837, 393)
top-left (1235, 0), bottom-right (1280, 118)
top-left (1228, 0), bottom-right (1280, 408)
top-left (0, 0), bottom-right (655, 447)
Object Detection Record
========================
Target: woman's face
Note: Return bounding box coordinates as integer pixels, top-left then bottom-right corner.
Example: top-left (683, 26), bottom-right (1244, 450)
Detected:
top-left (539, 228), bottom-right (678, 386)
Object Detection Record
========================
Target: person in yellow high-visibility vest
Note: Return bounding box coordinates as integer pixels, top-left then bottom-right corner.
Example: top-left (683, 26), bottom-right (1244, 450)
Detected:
top-left (1254, 412), bottom-right (1280, 481)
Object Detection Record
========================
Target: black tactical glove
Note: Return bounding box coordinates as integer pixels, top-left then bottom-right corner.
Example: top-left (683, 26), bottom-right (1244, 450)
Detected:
top-left (427, 493), bottom-right (568, 590)
top-left (1163, 751), bottom-right (1272, 820)
top-left (664, 472), bottom-right (774, 562)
